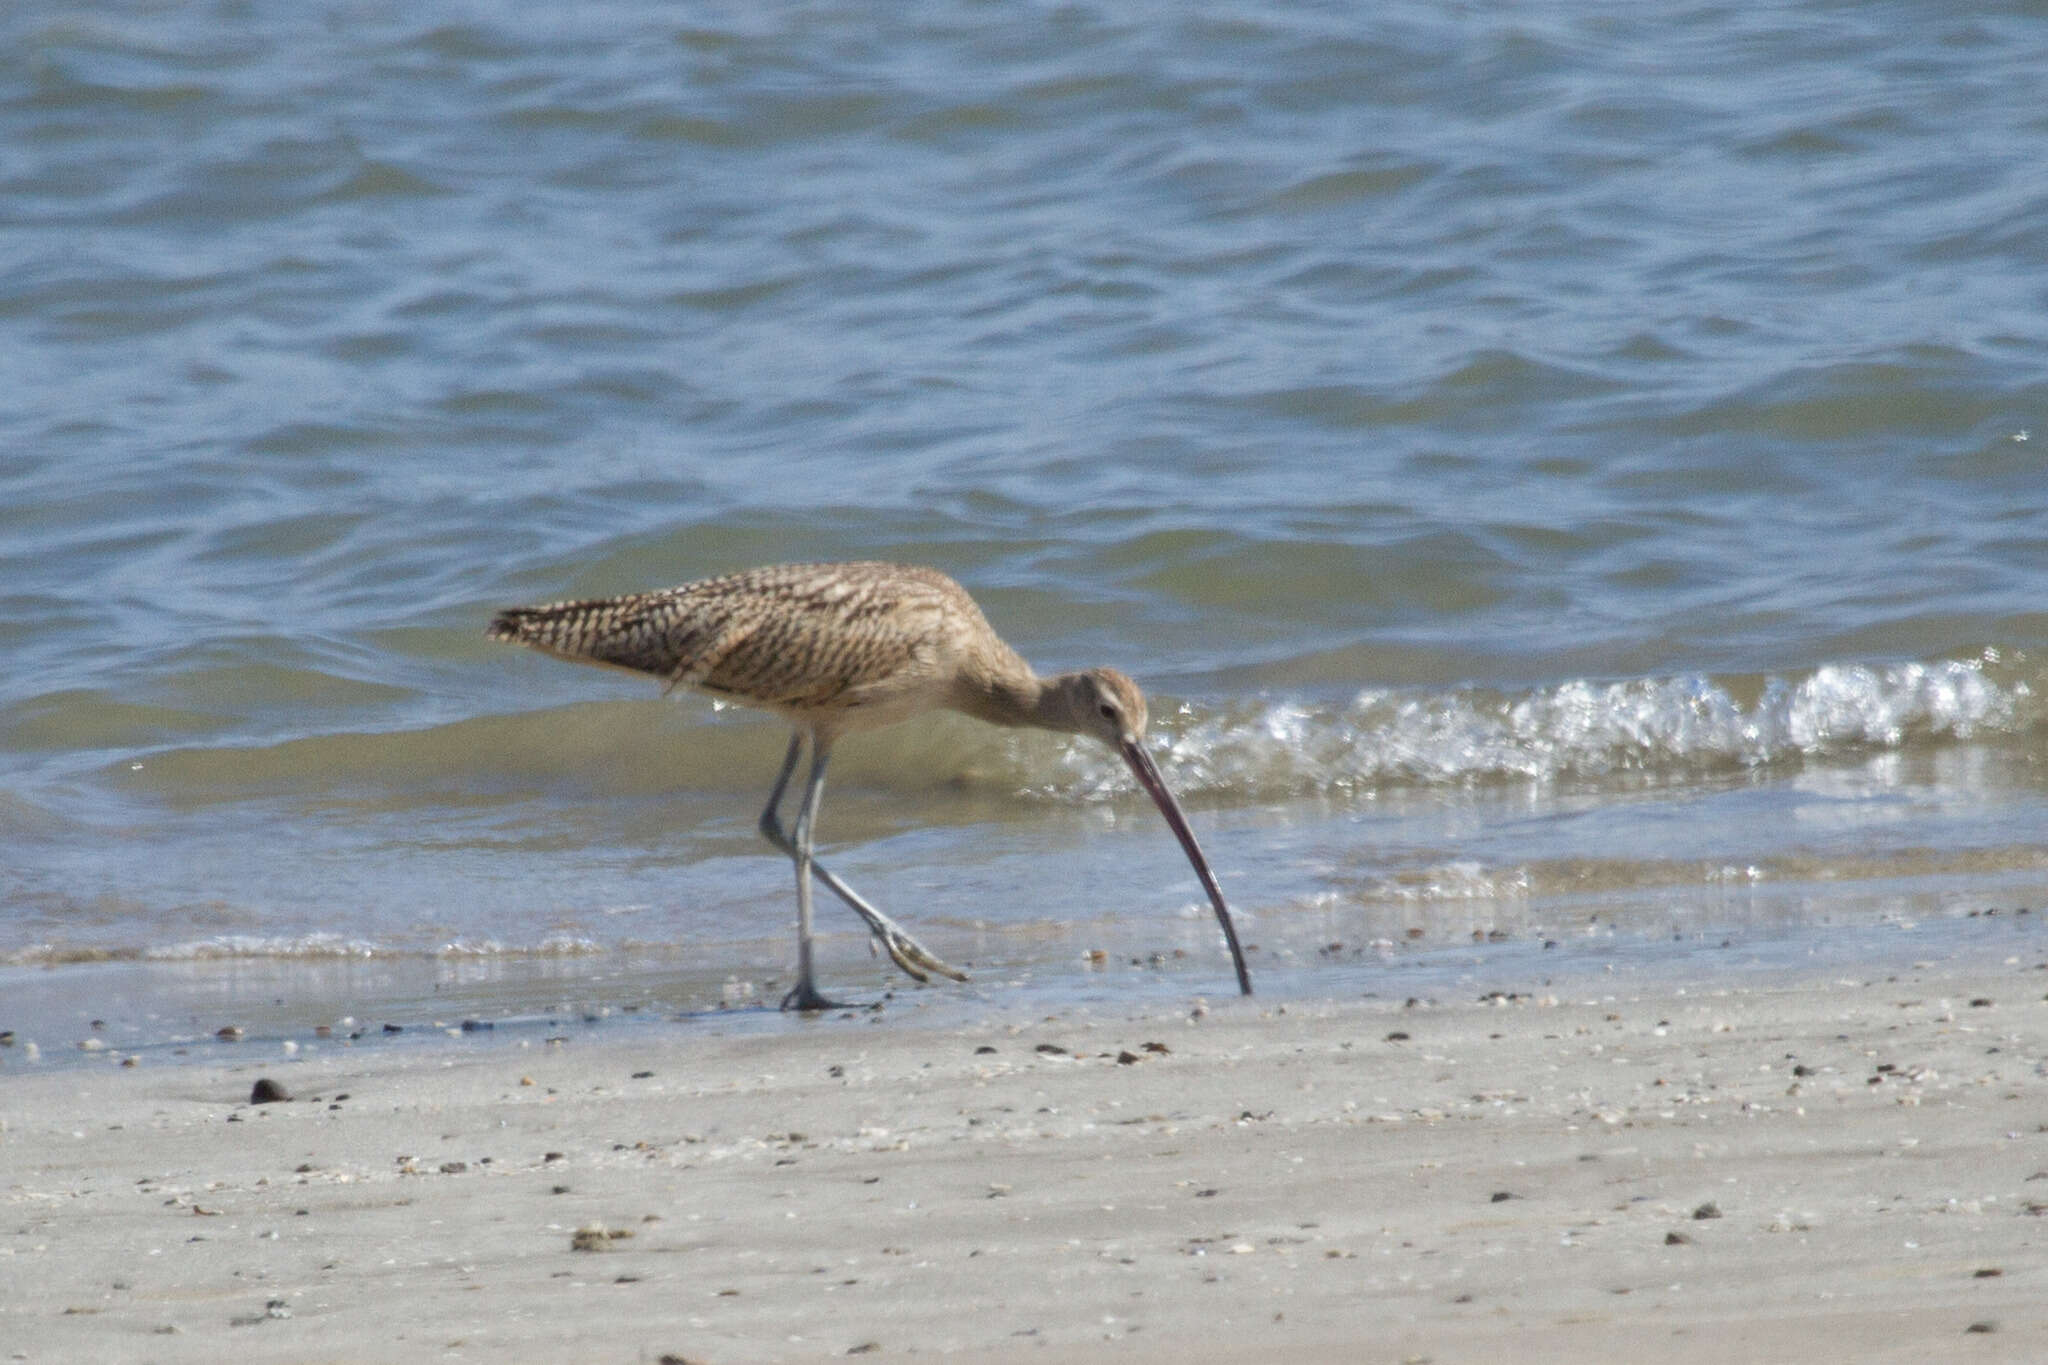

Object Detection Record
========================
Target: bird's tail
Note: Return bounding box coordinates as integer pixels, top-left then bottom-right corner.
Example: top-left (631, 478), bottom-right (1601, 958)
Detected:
top-left (486, 593), bottom-right (684, 679)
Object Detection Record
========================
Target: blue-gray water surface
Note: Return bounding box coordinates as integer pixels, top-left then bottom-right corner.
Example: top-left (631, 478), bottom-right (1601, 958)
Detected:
top-left (6, 1), bottom-right (2048, 1053)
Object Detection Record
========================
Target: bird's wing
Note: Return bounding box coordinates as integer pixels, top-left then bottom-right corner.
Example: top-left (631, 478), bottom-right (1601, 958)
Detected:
top-left (682, 571), bottom-right (954, 710)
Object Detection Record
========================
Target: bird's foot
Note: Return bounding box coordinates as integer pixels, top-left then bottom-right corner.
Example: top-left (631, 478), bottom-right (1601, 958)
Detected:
top-left (780, 982), bottom-right (858, 1012)
top-left (876, 926), bottom-right (968, 984)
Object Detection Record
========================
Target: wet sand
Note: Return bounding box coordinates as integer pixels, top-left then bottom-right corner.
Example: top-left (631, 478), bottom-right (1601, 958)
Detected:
top-left (5, 943), bottom-right (2047, 1363)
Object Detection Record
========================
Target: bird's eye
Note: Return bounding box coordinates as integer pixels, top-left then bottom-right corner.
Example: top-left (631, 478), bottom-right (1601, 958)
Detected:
top-left (1098, 702), bottom-right (1118, 720)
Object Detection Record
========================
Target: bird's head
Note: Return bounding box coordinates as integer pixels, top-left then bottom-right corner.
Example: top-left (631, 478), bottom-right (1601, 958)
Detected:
top-left (1053, 667), bottom-right (1150, 748)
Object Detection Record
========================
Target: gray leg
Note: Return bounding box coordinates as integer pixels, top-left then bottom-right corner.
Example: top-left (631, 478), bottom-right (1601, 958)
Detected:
top-left (757, 733), bottom-right (967, 1008)
top-left (779, 739), bottom-right (842, 1011)
top-left (756, 732), bottom-right (806, 848)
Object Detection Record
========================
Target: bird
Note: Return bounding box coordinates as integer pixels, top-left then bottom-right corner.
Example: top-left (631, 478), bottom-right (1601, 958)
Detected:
top-left (487, 560), bottom-right (1252, 1010)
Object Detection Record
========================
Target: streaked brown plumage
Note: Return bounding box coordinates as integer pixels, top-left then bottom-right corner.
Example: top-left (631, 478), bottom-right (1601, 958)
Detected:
top-left (488, 561), bottom-right (1251, 1009)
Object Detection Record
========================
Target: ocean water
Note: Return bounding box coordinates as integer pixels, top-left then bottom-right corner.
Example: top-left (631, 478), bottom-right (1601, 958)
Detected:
top-left (6, 1), bottom-right (2048, 1052)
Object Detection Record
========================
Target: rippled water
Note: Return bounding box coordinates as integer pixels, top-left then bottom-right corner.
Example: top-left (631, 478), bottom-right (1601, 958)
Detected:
top-left (6, 2), bottom-right (2048, 1045)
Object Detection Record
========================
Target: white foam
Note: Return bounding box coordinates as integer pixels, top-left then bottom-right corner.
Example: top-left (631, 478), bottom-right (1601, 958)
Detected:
top-left (1015, 653), bottom-right (2033, 799)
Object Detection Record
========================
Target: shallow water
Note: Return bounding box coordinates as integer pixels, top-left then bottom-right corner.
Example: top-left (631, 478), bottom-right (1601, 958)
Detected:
top-left (5, 2), bottom-right (2048, 1048)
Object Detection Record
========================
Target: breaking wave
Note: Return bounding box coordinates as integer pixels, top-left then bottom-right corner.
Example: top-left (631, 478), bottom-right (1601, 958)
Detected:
top-left (1031, 652), bottom-right (2036, 801)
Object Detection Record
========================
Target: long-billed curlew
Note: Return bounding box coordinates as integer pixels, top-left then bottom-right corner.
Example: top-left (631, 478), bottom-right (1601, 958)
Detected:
top-left (487, 561), bottom-right (1252, 1009)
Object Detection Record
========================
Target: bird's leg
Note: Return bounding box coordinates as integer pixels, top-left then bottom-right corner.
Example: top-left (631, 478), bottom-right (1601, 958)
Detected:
top-left (758, 734), bottom-right (968, 1001)
top-left (757, 731), bottom-right (806, 851)
top-left (778, 737), bottom-right (849, 1012)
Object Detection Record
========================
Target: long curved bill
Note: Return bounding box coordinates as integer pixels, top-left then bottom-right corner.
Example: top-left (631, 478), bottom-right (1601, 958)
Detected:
top-left (1119, 736), bottom-right (1253, 996)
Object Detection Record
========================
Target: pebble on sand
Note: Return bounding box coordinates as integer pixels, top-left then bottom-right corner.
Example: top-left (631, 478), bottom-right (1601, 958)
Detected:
top-left (571, 1224), bottom-right (634, 1252)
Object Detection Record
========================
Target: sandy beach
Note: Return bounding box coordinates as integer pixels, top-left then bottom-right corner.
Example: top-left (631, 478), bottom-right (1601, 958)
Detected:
top-left (6, 936), bottom-right (2047, 1364)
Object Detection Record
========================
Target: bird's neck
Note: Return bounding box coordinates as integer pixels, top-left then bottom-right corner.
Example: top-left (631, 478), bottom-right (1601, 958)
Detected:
top-left (952, 654), bottom-right (1076, 734)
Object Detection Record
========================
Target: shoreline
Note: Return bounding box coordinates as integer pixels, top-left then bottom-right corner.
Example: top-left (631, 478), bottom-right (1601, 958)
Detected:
top-left (6, 919), bottom-right (2047, 1362)
top-left (2, 906), bottom-right (2040, 1073)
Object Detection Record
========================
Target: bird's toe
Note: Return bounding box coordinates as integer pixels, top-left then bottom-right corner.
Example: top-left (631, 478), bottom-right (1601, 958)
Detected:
top-left (781, 984), bottom-right (856, 1012)
top-left (888, 933), bottom-right (968, 983)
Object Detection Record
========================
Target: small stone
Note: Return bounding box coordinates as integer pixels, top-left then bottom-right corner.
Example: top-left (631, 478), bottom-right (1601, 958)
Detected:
top-left (1692, 1202), bottom-right (1723, 1220)
top-left (250, 1078), bottom-right (292, 1105)
top-left (571, 1224), bottom-right (632, 1251)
